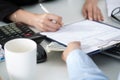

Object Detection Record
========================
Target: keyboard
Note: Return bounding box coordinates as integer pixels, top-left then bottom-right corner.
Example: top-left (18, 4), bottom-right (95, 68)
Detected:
top-left (0, 23), bottom-right (35, 47)
top-left (102, 43), bottom-right (120, 59)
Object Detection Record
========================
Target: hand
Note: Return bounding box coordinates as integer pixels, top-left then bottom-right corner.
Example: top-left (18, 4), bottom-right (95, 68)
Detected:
top-left (0, 76), bottom-right (2, 80)
top-left (31, 13), bottom-right (63, 32)
top-left (9, 9), bottom-right (63, 32)
top-left (62, 41), bottom-right (81, 62)
top-left (82, 0), bottom-right (103, 21)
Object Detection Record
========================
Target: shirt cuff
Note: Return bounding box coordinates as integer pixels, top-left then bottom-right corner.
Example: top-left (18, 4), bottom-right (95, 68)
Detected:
top-left (66, 49), bottom-right (108, 80)
top-left (66, 49), bottom-right (103, 69)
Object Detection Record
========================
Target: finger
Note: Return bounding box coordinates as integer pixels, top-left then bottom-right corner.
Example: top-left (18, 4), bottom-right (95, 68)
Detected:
top-left (97, 14), bottom-right (101, 21)
top-left (48, 14), bottom-right (63, 25)
top-left (68, 41), bottom-right (81, 49)
top-left (87, 8), bottom-right (93, 20)
top-left (68, 41), bottom-right (80, 46)
top-left (99, 10), bottom-right (104, 21)
top-left (38, 17), bottom-right (61, 32)
top-left (36, 23), bottom-right (49, 32)
top-left (82, 8), bottom-right (87, 19)
top-left (97, 9), bottom-right (104, 21)
top-left (37, 22), bottom-right (56, 32)
top-left (46, 26), bottom-right (58, 32)
top-left (61, 54), bottom-right (66, 62)
top-left (93, 7), bottom-right (97, 21)
top-left (41, 24), bottom-right (58, 32)
top-left (97, 11), bottom-right (102, 21)
top-left (45, 20), bottom-right (61, 30)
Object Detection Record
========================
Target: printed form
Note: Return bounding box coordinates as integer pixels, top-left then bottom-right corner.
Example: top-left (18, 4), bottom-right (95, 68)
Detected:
top-left (41, 20), bottom-right (120, 54)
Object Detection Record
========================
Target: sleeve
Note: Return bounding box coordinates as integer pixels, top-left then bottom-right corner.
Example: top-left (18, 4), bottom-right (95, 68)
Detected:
top-left (66, 49), bottom-right (109, 80)
top-left (0, 0), bottom-right (20, 22)
top-left (118, 73), bottom-right (120, 80)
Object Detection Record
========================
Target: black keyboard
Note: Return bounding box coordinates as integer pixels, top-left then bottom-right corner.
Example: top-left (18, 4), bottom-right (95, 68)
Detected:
top-left (102, 43), bottom-right (120, 59)
top-left (0, 23), bottom-right (35, 47)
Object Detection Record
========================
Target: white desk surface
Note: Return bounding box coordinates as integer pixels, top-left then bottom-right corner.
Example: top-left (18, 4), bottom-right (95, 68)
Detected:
top-left (0, 0), bottom-right (120, 80)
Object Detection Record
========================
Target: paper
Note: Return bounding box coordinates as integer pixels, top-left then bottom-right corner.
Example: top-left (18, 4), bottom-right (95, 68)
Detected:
top-left (41, 20), bottom-right (120, 54)
top-left (106, 0), bottom-right (120, 16)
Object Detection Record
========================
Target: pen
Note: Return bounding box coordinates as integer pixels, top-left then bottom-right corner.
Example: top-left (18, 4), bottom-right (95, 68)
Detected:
top-left (39, 3), bottom-right (57, 24)
top-left (39, 3), bottom-right (49, 13)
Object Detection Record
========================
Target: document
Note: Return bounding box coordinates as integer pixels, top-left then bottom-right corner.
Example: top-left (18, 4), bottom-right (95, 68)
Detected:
top-left (106, 0), bottom-right (120, 16)
top-left (41, 20), bottom-right (120, 54)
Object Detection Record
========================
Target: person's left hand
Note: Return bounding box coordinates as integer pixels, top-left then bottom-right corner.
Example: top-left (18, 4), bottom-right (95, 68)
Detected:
top-left (82, 0), bottom-right (104, 21)
top-left (62, 41), bottom-right (81, 62)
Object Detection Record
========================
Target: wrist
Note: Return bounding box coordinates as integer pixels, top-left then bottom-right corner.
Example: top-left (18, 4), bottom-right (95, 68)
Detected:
top-left (9, 9), bottom-right (36, 26)
top-left (86, 0), bottom-right (98, 4)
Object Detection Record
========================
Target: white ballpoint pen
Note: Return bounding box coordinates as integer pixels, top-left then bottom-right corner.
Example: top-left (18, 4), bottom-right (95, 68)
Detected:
top-left (39, 3), bottom-right (49, 13)
top-left (39, 3), bottom-right (57, 23)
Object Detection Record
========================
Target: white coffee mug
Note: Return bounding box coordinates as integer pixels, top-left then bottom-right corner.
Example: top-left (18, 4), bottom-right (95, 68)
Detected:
top-left (4, 38), bottom-right (37, 80)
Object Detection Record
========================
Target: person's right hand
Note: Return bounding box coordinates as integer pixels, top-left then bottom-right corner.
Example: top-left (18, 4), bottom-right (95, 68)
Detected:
top-left (31, 13), bottom-right (63, 32)
top-left (62, 41), bottom-right (81, 62)
top-left (9, 9), bottom-right (63, 32)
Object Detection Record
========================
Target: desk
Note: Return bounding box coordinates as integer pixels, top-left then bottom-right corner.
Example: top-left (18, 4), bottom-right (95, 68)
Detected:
top-left (0, 0), bottom-right (120, 80)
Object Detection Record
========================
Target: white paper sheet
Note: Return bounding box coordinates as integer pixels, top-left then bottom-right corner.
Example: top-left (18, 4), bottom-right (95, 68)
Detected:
top-left (106, 0), bottom-right (120, 16)
top-left (41, 20), bottom-right (120, 54)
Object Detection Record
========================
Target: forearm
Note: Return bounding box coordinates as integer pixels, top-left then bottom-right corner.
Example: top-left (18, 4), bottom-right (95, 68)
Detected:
top-left (9, 8), bottom-right (63, 32)
top-left (66, 49), bottom-right (108, 80)
top-left (9, 9), bottom-right (37, 26)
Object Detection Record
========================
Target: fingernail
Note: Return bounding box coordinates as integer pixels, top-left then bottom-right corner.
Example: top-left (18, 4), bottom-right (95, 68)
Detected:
top-left (89, 17), bottom-right (93, 21)
top-left (102, 18), bottom-right (104, 21)
top-left (52, 20), bottom-right (57, 24)
top-left (84, 15), bottom-right (87, 19)
top-left (61, 22), bottom-right (64, 26)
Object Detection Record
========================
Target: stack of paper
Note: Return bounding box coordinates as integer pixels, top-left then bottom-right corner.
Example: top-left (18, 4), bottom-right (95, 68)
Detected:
top-left (41, 20), bottom-right (120, 54)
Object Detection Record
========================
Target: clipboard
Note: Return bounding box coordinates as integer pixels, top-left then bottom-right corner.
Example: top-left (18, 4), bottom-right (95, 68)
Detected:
top-left (40, 20), bottom-right (120, 54)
